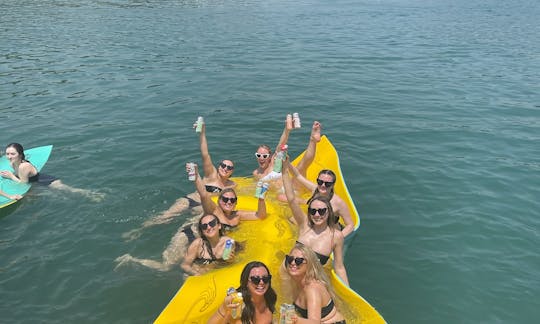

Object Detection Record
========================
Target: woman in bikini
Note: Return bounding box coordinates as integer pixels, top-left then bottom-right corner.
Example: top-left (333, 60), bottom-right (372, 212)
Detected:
top-left (193, 164), bottom-right (267, 230)
top-left (115, 214), bottom-right (234, 273)
top-left (286, 167), bottom-right (354, 238)
top-left (208, 261), bottom-right (276, 324)
top-left (123, 120), bottom-right (236, 241)
top-left (181, 214), bottom-right (235, 276)
top-left (253, 114), bottom-right (294, 182)
top-left (281, 243), bottom-right (347, 324)
top-left (282, 159), bottom-right (349, 285)
top-left (0, 143), bottom-right (103, 201)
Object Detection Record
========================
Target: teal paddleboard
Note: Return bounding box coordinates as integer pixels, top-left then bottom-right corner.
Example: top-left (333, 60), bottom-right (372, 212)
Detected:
top-left (0, 145), bottom-right (53, 208)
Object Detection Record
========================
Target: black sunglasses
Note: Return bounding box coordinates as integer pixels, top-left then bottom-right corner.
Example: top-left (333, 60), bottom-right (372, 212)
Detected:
top-left (255, 153), bottom-right (270, 159)
top-left (308, 207), bottom-right (328, 216)
top-left (200, 218), bottom-right (218, 230)
top-left (249, 275), bottom-right (272, 284)
top-left (219, 162), bottom-right (234, 171)
top-left (285, 255), bottom-right (306, 266)
top-left (316, 179), bottom-right (334, 187)
top-left (221, 196), bottom-right (238, 204)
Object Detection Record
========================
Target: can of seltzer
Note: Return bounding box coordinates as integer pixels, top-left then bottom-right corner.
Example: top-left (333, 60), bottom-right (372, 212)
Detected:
top-left (195, 116), bottom-right (204, 133)
top-left (187, 162), bottom-right (196, 181)
top-left (279, 303), bottom-right (296, 324)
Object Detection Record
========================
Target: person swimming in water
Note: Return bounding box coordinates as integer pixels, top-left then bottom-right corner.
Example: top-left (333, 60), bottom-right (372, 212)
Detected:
top-left (0, 143), bottom-right (104, 202)
top-left (122, 119), bottom-right (236, 241)
top-left (115, 214), bottom-right (235, 273)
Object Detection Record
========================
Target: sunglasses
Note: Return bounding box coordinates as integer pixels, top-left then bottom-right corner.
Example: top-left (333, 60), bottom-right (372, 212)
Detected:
top-left (285, 255), bottom-right (306, 266)
top-left (308, 207), bottom-right (328, 216)
top-left (255, 153), bottom-right (270, 159)
top-left (219, 162), bottom-right (234, 171)
top-left (200, 218), bottom-right (218, 230)
top-left (249, 275), bottom-right (272, 285)
top-left (221, 196), bottom-right (238, 204)
top-left (316, 179), bottom-right (334, 187)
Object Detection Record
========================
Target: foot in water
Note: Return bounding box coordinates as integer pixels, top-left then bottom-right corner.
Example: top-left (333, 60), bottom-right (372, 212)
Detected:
top-left (311, 121), bottom-right (322, 142)
top-left (122, 228), bottom-right (143, 242)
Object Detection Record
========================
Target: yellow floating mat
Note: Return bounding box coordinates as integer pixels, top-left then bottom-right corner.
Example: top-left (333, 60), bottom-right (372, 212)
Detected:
top-left (154, 136), bottom-right (385, 323)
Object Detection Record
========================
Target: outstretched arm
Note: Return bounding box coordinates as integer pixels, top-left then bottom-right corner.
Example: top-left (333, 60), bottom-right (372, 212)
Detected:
top-left (282, 160), bottom-right (307, 228)
top-left (198, 123), bottom-right (217, 178)
top-left (0, 190), bottom-right (22, 200)
top-left (288, 163), bottom-right (317, 192)
top-left (193, 164), bottom-right (217, 215)
top-left (274, 115), bottom-right (293, 153)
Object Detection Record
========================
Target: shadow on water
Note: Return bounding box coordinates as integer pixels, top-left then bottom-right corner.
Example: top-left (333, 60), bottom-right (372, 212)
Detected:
top-left (0, 201), bottom-right (22, 220)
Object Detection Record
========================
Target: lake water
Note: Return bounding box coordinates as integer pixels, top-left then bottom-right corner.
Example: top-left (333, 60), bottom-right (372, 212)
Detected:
top-left (1, 0), bottom-right (539, 323)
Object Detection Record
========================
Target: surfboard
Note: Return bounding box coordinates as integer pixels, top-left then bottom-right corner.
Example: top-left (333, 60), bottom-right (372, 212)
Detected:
top-left (0, 145), bottom-right (53, 208)
top-left (154, 136), bottom-right (385, 323)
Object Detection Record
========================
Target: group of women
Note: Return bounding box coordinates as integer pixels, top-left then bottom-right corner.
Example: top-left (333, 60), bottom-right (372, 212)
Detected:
top-left (114, 115), bottom-right (354, 323)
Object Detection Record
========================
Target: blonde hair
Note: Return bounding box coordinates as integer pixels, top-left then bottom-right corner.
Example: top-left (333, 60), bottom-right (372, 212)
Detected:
top-left (281, 243), bottom-right (337, 301)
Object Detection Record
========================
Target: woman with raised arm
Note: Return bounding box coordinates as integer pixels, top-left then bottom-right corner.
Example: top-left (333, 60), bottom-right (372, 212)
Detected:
top-left (208, 261), bottom-right (276, 324)
top-left (282, 159), bottom-right (349, 285)
top-left (253, 114), bottom-right (294, 182)
top-left (287, 166), bottom-right (354, 238)
top-left (194, 164), bottom-right (267, 231)
top-left (281, 244), bottom-right (347, 324)
top-left (123, 119), bottom-right (236, 241)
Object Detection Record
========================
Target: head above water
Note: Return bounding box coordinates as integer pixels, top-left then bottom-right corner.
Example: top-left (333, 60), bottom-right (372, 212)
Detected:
top-left (5, 143), bottom-right (25, 161)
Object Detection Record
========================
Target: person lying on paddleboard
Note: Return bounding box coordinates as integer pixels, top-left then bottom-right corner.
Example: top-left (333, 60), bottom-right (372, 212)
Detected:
top-left (281, 243), bottom-right (347, 324)
top-left (123, 119), bottom-right (236, 241)
top-left (282, 158), bottom-right (349, 285)
top-left (0, 143), bottom-right (104, 201)
top-left (208, 261), bottom-right (277, 324)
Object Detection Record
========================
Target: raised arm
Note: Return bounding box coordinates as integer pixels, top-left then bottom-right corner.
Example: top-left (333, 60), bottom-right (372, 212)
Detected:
top-left (288, 163), bottom-right (317, 192)
top-left (193, 164), bottom-right (217, 215)
top-left (274, 116), bottom-right (293, 154)
top-left (198, 122), bottom-right (217, 178)
top-left (282, 160), bottom-right (307, 228)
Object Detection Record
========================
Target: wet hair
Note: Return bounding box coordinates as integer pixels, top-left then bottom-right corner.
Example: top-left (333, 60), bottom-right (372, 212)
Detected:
top-left (6, 143), bottom-right (26, 161)
top-left (196, 214), bottom-right (224, 260)
top-left (237, 261), bottom-right (277, 324)
top-left (306, 195), bottom-right (336, 227)
top-left (308, 169), bottom-right (336, 202)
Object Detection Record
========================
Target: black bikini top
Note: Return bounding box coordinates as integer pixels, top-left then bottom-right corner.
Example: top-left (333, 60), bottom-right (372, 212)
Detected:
top-left (294, 298), bottom-right (335, 319)
top-left (295, 241), bottom-right (330, 265)
top-left (205, 185), bottom-right (223, 193)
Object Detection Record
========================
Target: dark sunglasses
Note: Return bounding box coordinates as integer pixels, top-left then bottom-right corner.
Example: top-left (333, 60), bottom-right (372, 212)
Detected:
top-left (308, 207), bottom-right (328, 216)
top-left (219, 162), bottom-right (234, 171)
top-left (200, 218), bottom-right (218, 230)
top-left (285, 255), bottom-right (306, 266)
top-left (221, 196), bottom-right (238, 204)
top-left (316, 179), bottom-right (334, 187)
top-left (255, 153), bottom-right (270, 159)
top-left (249, 275), bottom-right (272, 284)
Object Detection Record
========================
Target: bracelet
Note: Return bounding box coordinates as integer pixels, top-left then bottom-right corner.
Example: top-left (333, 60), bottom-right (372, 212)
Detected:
top-left (218, 307), bottom-right (226, 318)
